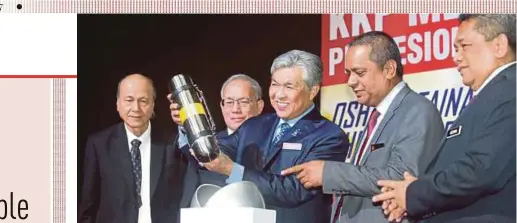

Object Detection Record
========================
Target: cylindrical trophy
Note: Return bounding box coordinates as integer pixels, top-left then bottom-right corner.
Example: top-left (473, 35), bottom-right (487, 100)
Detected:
top-left (169, 74), bottom-right (220, 162)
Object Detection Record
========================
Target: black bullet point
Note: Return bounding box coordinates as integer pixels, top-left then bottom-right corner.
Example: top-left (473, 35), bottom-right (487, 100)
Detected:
top-left (17, 4), bottom-right (22, 10)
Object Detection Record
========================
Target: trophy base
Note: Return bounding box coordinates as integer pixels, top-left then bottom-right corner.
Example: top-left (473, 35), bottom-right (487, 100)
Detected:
top-left (181, 207), bottom-right (276, 223)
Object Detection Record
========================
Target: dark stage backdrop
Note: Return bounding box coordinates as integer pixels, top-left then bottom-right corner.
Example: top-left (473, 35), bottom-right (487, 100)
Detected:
top-left (78, 14), bottom-right (321, 202)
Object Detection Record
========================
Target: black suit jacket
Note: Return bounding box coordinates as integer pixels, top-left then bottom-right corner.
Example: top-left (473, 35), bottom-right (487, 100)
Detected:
top-left (78, 122), bottom-right (187, 223)
top-left (406, 64), bottom-right (516, 223)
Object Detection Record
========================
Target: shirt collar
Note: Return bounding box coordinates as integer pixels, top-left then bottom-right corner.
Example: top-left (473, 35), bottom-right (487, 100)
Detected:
top-left (474, 61), bottom-right (516, 96)
top-left (124, 121), bottom-right (151, 145)
top-left (227, 128), bottom-right (234, 135)
top-left (375, 81), bottom-right (406, 115)
top-left (278, 103), bottom-right (315, 127)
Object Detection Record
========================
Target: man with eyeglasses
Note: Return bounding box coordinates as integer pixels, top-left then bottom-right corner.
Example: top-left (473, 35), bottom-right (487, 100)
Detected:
top-left (176, 74), bottom-right (265, 202)
top-left (218, 74), bottom-right (264, 137)
top-left (170, 50), bottom-right (349, 223)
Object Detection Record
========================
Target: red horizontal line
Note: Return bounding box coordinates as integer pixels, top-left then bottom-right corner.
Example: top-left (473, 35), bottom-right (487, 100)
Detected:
top-left (0, 75), bottom-right (77, 78)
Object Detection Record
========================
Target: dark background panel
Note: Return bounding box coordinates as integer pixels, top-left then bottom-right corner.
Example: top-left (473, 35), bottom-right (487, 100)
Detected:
top-left (78, 14), bottom-right (321, 201)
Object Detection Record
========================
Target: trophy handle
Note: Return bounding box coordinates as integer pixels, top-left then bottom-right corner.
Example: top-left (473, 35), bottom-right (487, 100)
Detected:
top-left (193, 84), bottom-right (217, 134)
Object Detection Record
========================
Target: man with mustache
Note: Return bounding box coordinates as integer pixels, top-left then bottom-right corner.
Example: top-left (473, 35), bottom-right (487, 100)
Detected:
top-left (373, 14), bottom-right (516, 223)
top-left (170, 50), bottom-right (349, 223)
top-left (281, 31), bottom-right (444, 223)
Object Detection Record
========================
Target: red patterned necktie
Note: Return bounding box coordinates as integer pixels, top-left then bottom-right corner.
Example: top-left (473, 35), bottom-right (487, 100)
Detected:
top-left (354, 109), bottom-right (380, 165)
top-left (470, 95), bottom-right (477, 104)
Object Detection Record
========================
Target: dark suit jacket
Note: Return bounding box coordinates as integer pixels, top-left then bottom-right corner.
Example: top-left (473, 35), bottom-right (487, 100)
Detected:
top-left (406, 64), bottom-right (516, 223)
top-left (78, 122), bottom-right (187, 223)
top-left (214, 108), bottom-right (349, 223)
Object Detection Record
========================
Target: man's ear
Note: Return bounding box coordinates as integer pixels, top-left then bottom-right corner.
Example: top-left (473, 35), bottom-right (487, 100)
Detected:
top-left (383, 60), bottom-right (397, 80)
top-left (257, 99), bottom-right (265, 114)
top-left (309, 85), bottom-right (320, 100)
top-left (493, 33), bottom-right (511, 59)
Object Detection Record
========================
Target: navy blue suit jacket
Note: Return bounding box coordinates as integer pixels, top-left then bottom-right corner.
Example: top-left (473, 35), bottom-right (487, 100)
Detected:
top-left (217, 108), bottom-right (349, 223)
top-left (406, 64), bottom-right (516, 223)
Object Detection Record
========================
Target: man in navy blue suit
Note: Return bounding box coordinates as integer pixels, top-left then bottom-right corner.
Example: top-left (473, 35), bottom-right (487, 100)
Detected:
top-left (170, 50), bottom-right (349, 223)
top-left (167, 74), bottom-right (264, 214)
top-left (373, 14), bottom-right (516, 223)
top-left (174, 74), bottom-right (264, 192)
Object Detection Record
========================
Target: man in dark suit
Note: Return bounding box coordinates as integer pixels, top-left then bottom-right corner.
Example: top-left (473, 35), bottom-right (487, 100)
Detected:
top-left (176, 74), bottom-right (264, 203)
top-left (78, 74), bottom-right (187, 223)
top-left (170, 50), bottom-right (349, 223)
top-left (373, 14), bottom-right (516, 223)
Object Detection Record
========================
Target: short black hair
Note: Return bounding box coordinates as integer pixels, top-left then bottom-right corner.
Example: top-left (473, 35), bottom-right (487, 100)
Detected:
top-left (348, 31), bottom-right (404, 77)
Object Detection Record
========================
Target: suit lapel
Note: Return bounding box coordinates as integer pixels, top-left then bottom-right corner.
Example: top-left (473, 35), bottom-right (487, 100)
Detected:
top-left (425, 64), bottom-right (516, 173)
top-left (149, 131), bottom-right (164, 199)
top-left (428, 108), bottom-right (468, 172)
top-left (263, 109), bottom-right (318, 169)
top-left (349, 130), bottom-right (366, 163)
top-left (359, 86), bottom-right (410, 165)
top-left (109, 123), bottom-right (135, 193)
top-left (217, 129), bottom-right (229, 138)
top-left (260, 115), bottom-right (278, 167)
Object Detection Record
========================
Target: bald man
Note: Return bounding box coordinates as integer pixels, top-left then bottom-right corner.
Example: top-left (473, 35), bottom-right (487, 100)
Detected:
top-left (79, 74), bottom-right (187, 223)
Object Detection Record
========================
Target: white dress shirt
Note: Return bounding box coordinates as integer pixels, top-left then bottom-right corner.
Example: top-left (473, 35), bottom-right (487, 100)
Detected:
top-left (124, 122), bottom-right (152, 223)
top-left (353, 81), bottom-right (406, 165)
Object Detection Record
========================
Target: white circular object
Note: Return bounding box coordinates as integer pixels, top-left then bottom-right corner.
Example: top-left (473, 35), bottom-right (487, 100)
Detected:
top-left (204, 181), bottom-right (266, 209)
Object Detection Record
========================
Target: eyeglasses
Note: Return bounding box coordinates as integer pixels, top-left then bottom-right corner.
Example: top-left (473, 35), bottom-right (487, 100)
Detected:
top-left (221, 98), bottom-right (258, 109)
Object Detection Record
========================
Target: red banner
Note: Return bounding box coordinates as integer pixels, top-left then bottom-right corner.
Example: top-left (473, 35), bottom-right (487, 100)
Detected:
top-left (321, 14), bottom-right (460, 86)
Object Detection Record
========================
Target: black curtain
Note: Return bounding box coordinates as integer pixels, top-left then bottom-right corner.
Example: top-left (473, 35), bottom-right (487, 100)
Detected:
top-left (77, 14), bottom-right (321, 202)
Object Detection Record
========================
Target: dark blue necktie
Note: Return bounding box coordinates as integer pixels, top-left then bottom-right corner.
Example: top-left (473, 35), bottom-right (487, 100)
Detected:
top-left (130, 139), bottom-right (142, 209)
top-left (272, 123), bottom-right (291, 145)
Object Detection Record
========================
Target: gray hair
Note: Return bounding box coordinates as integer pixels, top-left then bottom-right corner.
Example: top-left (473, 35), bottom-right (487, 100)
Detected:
top-left (270, 49), bottom-right (323, 89)
top-left (348, 31), bottom-right (404, 77)
top-left (116, 73), bottom-right (156, 100)
top-left (459, 14), bottom-right (516, 55)
top-left (220, 74), bottom-right (262, 100)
